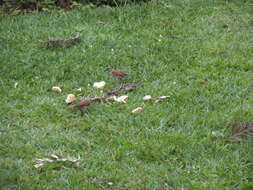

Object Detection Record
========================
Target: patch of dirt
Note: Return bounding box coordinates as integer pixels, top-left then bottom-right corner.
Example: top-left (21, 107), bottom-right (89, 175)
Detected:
top-left (41, 34), bottom-right (80, 48)
top-left (219, 51), bottom-right (229, 57)
top-left (228, 122), bottom-right (253, 142)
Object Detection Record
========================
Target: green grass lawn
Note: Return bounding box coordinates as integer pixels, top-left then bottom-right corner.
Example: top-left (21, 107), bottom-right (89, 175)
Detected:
top-left (0, 0), bottom-right (253, 189)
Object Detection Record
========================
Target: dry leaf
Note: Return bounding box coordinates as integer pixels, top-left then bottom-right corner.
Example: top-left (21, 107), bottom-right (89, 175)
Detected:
top-left (122, 83), bottom-right (138, 92)
top-left (93, 81), bottom-right (106, 89)
top-left (96, 21), bottom-right (107, 25)
top-left (228, 122), bottom-right (253, 142)
top-left (42, 34), bottom-right (80, 48)
top-left (132, 107), bottom-right (143, 114)
top-left (34, 154), bottom-right (80, 170)
top-left (89, 177), bottom-right (113, 187)
top-left (155, 96), bottom-right (170, 103)
top-left (34, 162), bottom-right (44, 169)
top-left (52, 86), bottom-right (62, 93)
top-left (116, 95), bottom-right (128, 104)
top-left (65, 94), bottom-right (75, 104)
top-left (219, 51), bottom-right (229, 57)
top-left (143, 95), bottom-right (152, 101)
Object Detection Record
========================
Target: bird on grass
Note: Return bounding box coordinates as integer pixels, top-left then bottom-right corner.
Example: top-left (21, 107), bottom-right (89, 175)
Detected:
top-left (106, 67), bottom-right (128, 79)
top-left (70, 98), bottom-right (101, 116)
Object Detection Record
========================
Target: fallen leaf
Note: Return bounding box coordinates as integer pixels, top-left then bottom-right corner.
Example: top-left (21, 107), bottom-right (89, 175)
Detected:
top-left (155, 96), bottom-right (170, 103)
top-left (93, 81), bottom-right (106, 89)
top-left (143, 95), bottom-right (152, 101)
top-left (65, 94), bottom-right (75, 104)
top-left (42, 34), bottom-right (80, 48)
top-left (219, 51), bottom-right (229, 57)
top-left (199, 78), bottom-right (208, 84)
top-left (228, 122), bottom-right (253, 142)
top-left (34, 162), bottom-right (44, 169)
top-left (123, 83), bottom-right (138, 92)
top-left (52, 86), bottom-right (62, 93)
top-left (175, 18), bottom-right (183, 22)
top-left (116, 95), bottom-right (128, 104)
top-left (34, 155), bottom-right (80, 170)
top-left (89, 177), bottom-right (113, 187)
top-left (132, 107), bottom-right (143, 114)
top-left (96, 21), bottom-right (107, 25)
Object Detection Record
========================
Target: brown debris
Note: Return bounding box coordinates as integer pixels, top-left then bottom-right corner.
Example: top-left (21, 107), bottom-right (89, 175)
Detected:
top-left (104, 96), bottom-right (117, 102)
top-left (34, 154), bottom-right (80, 170)
top-left (56, 0), bottom-right (71, 9)
top-left (89, 176), bottom-right (113, 187)
top-left (228, 122), bottom-right (253, 142)
top-left (155, 96), bottom-right (170, 103)
top-left (96, 21), bottom-right (107, 25)
top-left (123, 83), bottom-right (138, 92)
top-left (107, 83), bottom-right (138, 95)
top-left (42, 34), bottom-right (80, 48)
top-left (107, 89), bottom-right (119, 95)
top-left (219, 51), bottom-right (229, 57)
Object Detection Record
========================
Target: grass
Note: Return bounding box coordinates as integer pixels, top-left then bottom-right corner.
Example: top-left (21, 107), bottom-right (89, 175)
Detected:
top-left (0, 0), bottom-right (253, 189)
